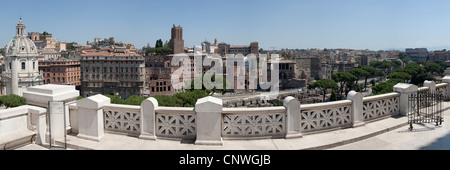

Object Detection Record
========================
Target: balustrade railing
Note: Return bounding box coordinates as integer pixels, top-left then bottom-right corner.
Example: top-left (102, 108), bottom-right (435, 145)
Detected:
top-left (362, 93), bottom-right (400, 121)
top-left (154, 107), bottom-right (196, 139)
top-left (299, 100), bottom-right (353, 133)
top-left (221, 107), bottom-right (286, 138)
top-left (69, 81), bottom-right (449, 144)
top-left (103, 104), bottom-right (141, 136)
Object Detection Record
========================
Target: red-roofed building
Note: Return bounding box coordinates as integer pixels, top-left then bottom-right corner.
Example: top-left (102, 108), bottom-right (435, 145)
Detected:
top-left (39, 60), bottom-right (81, 88)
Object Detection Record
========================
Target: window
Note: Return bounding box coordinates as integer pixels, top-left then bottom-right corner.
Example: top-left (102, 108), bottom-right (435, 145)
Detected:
top-left (22, 62), bottom-right (25, 70)
top-left (33, 62), bottom-right (35, 69)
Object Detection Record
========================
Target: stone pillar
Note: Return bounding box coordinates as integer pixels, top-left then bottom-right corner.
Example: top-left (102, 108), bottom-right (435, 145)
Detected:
top-left (76, 94), bottom-right (110, 142)
top-left (424, 80), bottom-right (436, 93)
top-left (443, 76), bottom-right (450, 100)
top-left (444, 68), bottom-right (450, 76)
top-left (194, 96), bottom-right (223, 145)
top-left (11, 57), bottom-right (19, 95)
top-left (347, 91), bottom-right (365, 127)
top-left (23, 84), bottom-right (80, 133)
top-left (283, 96), bottom-right (302, 139)
top-left (139, 97), bottom-right (158, 140)
top-left (28, 106), bottom-right (47, 145)
top-left (393, 83), bottom-right (418, 116)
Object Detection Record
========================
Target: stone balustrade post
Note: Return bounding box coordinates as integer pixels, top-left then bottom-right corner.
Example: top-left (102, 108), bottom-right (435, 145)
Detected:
top-left (283, 96), bottom-right (302, 139)
top-left (347, 91), bottom-right (365, 127)
top-left (393, 83), bottom-right (418, 116)
top-left (444, 68), bottom-right (450, 76)
top-left (442, 76), bottom-right (450, 100)
top-left (28, 107), bottom-right (47, 145)
top-left (139, 97), bottom-right (158, 140)
top-left (194, 96), bottom-right (223, 145)
top-left (23, 84), bottom-right (80, 134)
top-left (424, 80), bottom-right (436, 93)
top-left (76, 94), bottom-right (110, 142)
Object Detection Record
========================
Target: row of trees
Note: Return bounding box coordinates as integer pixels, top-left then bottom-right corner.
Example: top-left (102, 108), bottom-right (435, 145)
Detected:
top-left (308, 58), bottom-right (447, 102)
top-left (371, 61), bottom-right (444, 95)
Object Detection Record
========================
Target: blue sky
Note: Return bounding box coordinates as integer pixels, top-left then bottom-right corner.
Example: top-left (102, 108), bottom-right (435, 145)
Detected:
top-left (1, 0), bottom-right (450, 51)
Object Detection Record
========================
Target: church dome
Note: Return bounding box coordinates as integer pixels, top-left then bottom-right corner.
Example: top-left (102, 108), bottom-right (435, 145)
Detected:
top-left (5, 18), bottom-right (38, 57)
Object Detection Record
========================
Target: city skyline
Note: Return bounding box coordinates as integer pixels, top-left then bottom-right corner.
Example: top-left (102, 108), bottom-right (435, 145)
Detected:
top-left (1, 0), bottom-right (450, 51)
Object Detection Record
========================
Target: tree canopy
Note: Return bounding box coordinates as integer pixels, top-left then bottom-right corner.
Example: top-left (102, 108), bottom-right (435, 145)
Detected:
top-left (387, 72), bottom-right (411, 81)
top-left (0, 94), bottom-right (26, 108)
top-left (424, 63), bottom-right (445, 74)
top-left (332, 72), bottom-right (357, 97)
top-left (145, 47), bottom-right (173, 56)
top-left (187, 73), bottom-right (229, 95)
top-left (155, 39), bottom-right (163, 48)
top-left (372, 79), bottom-right (403, 95)
top-left (307, 79), bottom-right (339, 102)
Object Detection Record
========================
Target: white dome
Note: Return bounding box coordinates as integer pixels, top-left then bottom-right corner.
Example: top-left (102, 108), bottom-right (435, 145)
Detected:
top-left (5, 36), bottom-right (38, 56)
top-left (5, 19), bottom-right (38, 57)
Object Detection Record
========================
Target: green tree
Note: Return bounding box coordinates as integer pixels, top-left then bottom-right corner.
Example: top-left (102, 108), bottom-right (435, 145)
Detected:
top-left (104, 94), bottom-right (123, 104)
top-left (424, 63), bottom-right (445, 75)
top-left (372, 79), bottom-right (403, 95)
top-left (370, 79), bottom-right (376, 86)
top-left (330, 90), bottom-right (339, 101)
top-left (188, 73), bottom-right (229, 95)
top-left (375, 70), bottom-right (386, 80)
top-left (0, 94), bottom-right (26, 108)
top-left (155, 39), bottom-right (163, 48)
top-left (361, 65), bottom-right (377, 90)
top-left (307, 79), bottom-right (339, 102)
top-left (394, 62), bottom-right (431, 85)
top-left (412, 73), bottom-right (435, 85)
top-left (387, 72), bottom-right (411, 81)
top-left (375, 54), bottom-right (381, 59)
top-left (174, 90), bottom-right (210, 107)
top-left (349, 68), bottom-right (370, 87)
top-left (123, 95), bottom-right (147, 106)
top-left (332, 72), bottom-right (357, 98)
top-left (152, 95), bottom-right (183, 107)
top-left (164, 40), bottom-right (170, 48)
top-left (146, 47), bottom-right (173, 56)
top-left (390, 60), bottom-right (402, 70)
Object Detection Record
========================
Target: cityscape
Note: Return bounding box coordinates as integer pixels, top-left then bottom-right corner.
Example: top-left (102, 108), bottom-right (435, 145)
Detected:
top-left (1, 0), bottom-right (450, 158)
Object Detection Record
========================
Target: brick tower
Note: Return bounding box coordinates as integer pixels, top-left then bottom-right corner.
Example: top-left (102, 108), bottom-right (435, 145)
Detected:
top-left (170, 24), bottom-right (184, 54)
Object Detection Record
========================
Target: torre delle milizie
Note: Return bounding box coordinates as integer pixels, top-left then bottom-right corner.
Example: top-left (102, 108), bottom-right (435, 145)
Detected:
top-left (1, 19), bottom-right (44, 95)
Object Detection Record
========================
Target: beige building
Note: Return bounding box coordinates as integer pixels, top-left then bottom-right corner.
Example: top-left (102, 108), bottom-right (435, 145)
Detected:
top-left (217, 42), bottom-right (259, 57)
top-left (80, 52), bottom-right (146, 98)
top-left (28, 32), bottom-right (66, 52)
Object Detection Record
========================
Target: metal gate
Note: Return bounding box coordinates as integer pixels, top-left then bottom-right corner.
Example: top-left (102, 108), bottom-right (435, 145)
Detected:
top-left (408, 90), bottom-right (443, 131)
